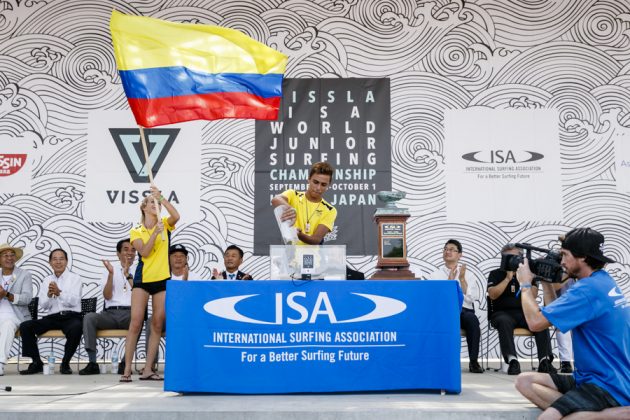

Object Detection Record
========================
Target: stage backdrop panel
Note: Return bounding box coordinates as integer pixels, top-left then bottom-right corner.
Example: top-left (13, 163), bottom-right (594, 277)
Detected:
top-left (0, 135), bottom-right (32, 194)
top-left (85, 110), bottom-right (202, 223)
top-left (165, 280), bottom-right (462, 394)
top-left (253, 78), bottom-right (392, 256)
top-left (444, 108), bottom-right (562, 222)
top-left (615, 124), bottom-right (630, 195)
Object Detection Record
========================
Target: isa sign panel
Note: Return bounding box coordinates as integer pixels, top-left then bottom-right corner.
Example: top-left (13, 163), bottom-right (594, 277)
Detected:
top-left (444, 108), bottom-right (562, 222)
top-left (614, 127), bottom-right (630, 195)
top-left (165, 280), bottom-right (462, 394)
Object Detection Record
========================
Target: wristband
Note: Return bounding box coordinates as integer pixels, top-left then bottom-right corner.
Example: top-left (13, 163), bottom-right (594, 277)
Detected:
top-left (159, 195), bottom-right (165, 202)
top-left (515, 283), bottom-right (531, 299)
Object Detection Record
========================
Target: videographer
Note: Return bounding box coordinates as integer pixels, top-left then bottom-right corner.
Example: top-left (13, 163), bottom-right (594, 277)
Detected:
top-left (514, 228), bottom-right (630, 419)
top-left (487, 244), bottom-right (555, 375)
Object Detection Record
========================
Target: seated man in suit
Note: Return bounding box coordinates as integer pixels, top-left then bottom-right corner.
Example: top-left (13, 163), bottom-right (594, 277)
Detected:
top-left (20, 248), bottom-right (83, 375)
top-left (0, 243), bottom-right (33, 376)
top-left (79, 239), bottom-right (135, 375)
top-left (487, 244), bottom-right (555, 375)
top-left (427, 239), bottom-right (483, 373)
top-left (211, 245), bottom-right (252, 280)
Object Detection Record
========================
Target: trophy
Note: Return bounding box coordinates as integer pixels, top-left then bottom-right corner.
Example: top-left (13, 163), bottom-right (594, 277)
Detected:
top-left (369, 191), bottom-right (416, 280)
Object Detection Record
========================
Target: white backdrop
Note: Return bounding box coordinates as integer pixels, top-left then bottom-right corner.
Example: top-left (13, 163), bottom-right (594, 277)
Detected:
top-left (1, 0), bottom-right (629, 363)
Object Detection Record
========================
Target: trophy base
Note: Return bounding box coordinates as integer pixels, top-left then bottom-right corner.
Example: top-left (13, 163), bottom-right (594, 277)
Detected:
top-left (369, 268), bottom-right (417, 280)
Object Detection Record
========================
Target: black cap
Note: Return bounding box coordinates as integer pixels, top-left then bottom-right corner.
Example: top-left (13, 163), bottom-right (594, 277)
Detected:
top-left (169, 244), bottom-right (188, 256)
top-left (561, 228), bottom-right (614, 264)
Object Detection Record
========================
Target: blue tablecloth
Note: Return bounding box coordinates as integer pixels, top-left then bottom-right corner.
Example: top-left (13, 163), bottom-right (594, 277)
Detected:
top-left (164, 280), bottom-right (462, 394)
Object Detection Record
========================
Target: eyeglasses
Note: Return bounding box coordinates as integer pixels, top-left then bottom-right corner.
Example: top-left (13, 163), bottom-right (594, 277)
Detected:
top-left (443, 247), bottom-right (460, 253)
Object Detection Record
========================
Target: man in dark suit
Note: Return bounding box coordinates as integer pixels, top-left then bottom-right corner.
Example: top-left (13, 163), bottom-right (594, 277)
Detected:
top-left (211, 245), bottom-right (252, 280)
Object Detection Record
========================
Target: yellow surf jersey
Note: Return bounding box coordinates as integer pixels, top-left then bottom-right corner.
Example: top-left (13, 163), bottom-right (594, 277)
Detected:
top-left (282, 189), bottom-right (337, 245)
top-left (130, 216), bottom-right (175, 283)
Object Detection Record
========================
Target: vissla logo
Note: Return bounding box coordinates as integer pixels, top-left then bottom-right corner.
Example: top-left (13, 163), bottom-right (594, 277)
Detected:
top-left (109, 128), bottom-right (179, 183)
top-left (462, 150), bottom-right (544, 164)
top-left (203, 292), bottom-right (407, 325)
top-left (0, 154), bottom-right (27, 176)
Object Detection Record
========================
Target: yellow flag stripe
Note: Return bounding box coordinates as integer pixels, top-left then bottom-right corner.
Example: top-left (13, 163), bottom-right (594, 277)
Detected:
top-left (110, 11), bottom-right (287, 74)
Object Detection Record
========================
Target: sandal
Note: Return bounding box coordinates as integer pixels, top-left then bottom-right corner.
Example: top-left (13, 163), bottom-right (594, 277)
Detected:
top-left (119, 374), bottom-right (132, 383)
top-left (139, 372), bottom-right (163, 381)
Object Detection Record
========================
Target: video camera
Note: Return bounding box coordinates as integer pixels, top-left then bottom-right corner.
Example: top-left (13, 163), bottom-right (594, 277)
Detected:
top-left (500, 243), bottom-right (564, 283)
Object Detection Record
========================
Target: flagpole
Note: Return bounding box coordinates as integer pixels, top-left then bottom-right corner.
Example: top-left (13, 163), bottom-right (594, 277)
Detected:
top-left (138, 125), bottom-right (165, 240)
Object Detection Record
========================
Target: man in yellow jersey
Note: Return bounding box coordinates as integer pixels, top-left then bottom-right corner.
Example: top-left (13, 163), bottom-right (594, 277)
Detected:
top-left (271, 162), bottom-right (337, 245)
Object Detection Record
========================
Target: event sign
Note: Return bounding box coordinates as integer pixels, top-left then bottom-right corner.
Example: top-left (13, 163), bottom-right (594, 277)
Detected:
top-left (444, 108), bottom-right (562, 222)
top-left (85, 110), bottom-right (201, 222)
top-left (614, 127), bottom-right (630, 195)
top-left (0, 135), bottom-right (31, 194)
top-left (165, 280), bottom-right (462, 394)
top-left (254, 78), bottom-right (392, 255)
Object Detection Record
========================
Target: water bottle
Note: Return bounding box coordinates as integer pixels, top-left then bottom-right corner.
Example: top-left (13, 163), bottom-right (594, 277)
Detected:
top-left (274, 206), bottom-right (298, 244)
top-left (111, 350), bottom-right (119, 374)
top-left (47, 354), bottom-right (55, 375)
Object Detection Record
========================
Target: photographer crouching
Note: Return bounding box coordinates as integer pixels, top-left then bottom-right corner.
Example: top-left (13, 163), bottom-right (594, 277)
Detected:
top-left (514, 228), bottom-right (630, 419)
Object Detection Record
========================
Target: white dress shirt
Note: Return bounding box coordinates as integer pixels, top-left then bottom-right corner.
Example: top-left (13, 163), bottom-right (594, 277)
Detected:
top-left (426, 265), bottom-right (477, 311)
top-left (103, 262), bottom-right (135, 308)
top-left (171, 271), bottom-right (202, 281)
top-left (39, 269), bottom-right (83, 314)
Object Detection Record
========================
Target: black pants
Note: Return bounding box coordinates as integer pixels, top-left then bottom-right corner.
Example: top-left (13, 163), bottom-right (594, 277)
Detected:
top-left (461, 308), bottom-right (481, 362)
top-left (20, 312), bottom-right (83, 364)
top-left (490, 309), bottom-right (552, 363)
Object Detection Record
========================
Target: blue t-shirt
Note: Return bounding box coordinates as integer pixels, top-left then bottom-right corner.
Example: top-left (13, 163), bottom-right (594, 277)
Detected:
top-left (542, 270), bottom-right (630, 406)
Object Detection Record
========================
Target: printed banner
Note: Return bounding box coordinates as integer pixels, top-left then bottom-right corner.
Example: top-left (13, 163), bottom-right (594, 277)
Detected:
top-left (165, 280), bottom-right (462, 394)
top-left (254, 78), bottom-right (392, 255)
top-left (615, 131), bottom-right (630, 194)
top-left (0, 135), bottom-right (32, 194)
top-left (85, 110), bottom-right (201, 222)
top-left (444, 108), bottom-right (562, 222)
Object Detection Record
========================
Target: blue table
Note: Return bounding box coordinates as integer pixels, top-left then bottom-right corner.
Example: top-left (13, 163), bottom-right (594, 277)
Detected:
top-left (164, 280), bottom-right (462, 394)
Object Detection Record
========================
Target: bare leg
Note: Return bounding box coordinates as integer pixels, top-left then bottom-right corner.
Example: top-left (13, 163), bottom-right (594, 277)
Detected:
top-left (515, 372), bottom-right (562, 409)
top-left (142, 290), bottom-right (165, 378)
top-left (123, 288), bottom-right (149, 377)
top-left (538, 407), bottom-right (563, 420)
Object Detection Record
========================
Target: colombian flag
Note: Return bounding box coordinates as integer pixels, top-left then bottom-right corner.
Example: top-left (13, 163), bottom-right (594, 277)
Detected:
top-left (110, 11), bottom-right (288, 127)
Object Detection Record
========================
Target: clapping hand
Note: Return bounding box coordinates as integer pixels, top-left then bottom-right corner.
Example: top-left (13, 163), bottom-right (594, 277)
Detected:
top-left (48, 281), bottom-right (60, 297)
top-left (102, 259), bottom-right (114, 274)
top-left (458, 264), bottom-right (467, 282)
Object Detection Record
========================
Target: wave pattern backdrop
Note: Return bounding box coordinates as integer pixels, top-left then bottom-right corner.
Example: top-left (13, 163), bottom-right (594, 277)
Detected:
top-left (0, 0), bottom-right (628, 364)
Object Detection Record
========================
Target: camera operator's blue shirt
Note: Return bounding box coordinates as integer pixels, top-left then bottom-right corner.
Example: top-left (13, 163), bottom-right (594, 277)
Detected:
top-left (542, 269), bottom-right (630, 406)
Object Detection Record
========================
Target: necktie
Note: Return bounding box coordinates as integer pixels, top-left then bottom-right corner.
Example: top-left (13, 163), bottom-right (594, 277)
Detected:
top-left (228, 273), bottom-right (235, 280)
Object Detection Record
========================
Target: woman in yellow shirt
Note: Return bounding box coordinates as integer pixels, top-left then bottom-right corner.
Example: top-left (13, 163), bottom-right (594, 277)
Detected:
top-left (120, 185), bottom-right (179, 382)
